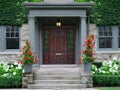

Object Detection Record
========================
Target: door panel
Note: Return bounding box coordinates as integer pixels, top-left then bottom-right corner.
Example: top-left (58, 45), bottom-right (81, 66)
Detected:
top-left (43, 27), bottom-right (75, 64)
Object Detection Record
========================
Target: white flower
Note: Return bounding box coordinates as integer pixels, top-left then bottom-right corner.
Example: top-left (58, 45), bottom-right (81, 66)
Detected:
top-left (11, 65), bottom-right (13, 68)
top-left (22, 69), bottom-right (25, 73)
top-left (113, 56), bottom-right (117, 61)
top-left (13, 72), bottom-right (16, 76)
top-left (113, 64), bottom-right (118, 70)
top-left (101, 70), bottom-right (106, 74)
top-left (109, 68), bottom-right (113, 72)
top-left (108, 61), bottom-right (112, 65)
top-left (17, 64), bottom-right (22, 69)
top-left (14, 61), bottom-right (18, 65)
top-left (3, 73), bottom-right (9, 77)
top-left (102, 61), bottom-right (108, 66)
top-left (5, 68), bottom-right (9, 72)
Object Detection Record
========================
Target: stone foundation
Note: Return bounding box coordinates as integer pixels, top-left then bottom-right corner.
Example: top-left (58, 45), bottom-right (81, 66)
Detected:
top-left (0, 54), bottom-right (20, 63)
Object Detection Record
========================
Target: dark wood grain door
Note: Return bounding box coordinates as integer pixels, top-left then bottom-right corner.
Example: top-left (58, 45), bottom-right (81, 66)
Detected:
top-left (50, 30), bottom-right (67, 64)
top-left (43, 27), bottom-right (75, 64)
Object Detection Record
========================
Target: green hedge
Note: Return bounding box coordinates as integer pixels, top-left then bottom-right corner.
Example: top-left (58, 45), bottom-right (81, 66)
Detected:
top-left (92, 62), bottom-right (102, 68)
top-left (93, 75), bottom-right (120, 86)
top-left (0, 76), bottom-right (22, 88)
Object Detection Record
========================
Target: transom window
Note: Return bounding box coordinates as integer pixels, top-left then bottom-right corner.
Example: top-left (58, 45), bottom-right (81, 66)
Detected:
top-left (6, 26), bottom-right (20, 49)
top-left (98, 26), bottom-right (112, 48)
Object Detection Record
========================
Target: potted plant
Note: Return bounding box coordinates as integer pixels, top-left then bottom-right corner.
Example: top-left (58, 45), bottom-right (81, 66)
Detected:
top-left (80, 34), bottom-right (96, 73)
top-left (19, 40), bottom-right (38, 73)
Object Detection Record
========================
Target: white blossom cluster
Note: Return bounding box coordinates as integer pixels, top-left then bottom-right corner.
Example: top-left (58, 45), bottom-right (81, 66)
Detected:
top-left (92, 57), bottom-right (120, 75)
top-left (0, 61), bottom-right (23, 77)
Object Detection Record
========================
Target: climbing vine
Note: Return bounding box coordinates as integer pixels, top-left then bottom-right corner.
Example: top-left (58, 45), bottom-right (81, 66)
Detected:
top-left (90, 0), bottom-right (120, 25)
top-left (0, 0), bottom-right (42, 26)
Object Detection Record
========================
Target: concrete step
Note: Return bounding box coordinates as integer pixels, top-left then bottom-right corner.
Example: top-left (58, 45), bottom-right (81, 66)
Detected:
top-left (28, 84), bottom-right (86, 89)
top-left (40, 65), bottom-right (79, 68)
top-left (34, 80), bottom-right (82, 84)
top-left (35, 75), bottom-right (81, 80)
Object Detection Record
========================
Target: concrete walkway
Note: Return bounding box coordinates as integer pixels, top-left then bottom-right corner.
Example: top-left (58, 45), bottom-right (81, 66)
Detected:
top-left (0, 88), bottom-right (99, 90)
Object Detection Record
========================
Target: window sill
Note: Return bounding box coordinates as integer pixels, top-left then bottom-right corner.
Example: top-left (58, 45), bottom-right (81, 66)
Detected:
top-left (96, 50), bottom-right (120, 53)
top-left (0, 50), bottom-right (21, 54)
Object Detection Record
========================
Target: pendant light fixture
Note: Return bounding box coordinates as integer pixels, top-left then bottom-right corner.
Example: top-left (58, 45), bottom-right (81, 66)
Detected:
top-left (56, 18), bottom-right (61, 27)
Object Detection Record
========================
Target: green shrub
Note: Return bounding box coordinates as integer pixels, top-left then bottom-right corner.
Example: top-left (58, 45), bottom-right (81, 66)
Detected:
top-left (76, 0), bottom-right (90, 2)
top-left (93, 75), bottom-right (120, 86)
top-left (0, 76), bottom-right (22, 88)
top-left (92, 62), bottom-right (102, 68)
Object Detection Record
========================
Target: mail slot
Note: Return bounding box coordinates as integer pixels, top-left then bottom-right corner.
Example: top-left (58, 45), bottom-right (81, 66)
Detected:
top-left (56, 53), bottom-right (62, 55)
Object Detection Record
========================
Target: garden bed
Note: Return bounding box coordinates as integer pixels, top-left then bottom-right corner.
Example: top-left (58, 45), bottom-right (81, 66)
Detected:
top-left (0, 61), bottom-right (23, 88)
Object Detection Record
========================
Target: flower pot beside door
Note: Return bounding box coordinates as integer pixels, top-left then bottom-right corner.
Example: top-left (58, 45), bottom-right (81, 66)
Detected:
top-left (79, 34), bottom-right (96, 73)
top-left (23, 64), bottom-right (33, 73)
top-left (84, 62), bottom-right (92, 73)
top-left (19, 40), bottom-right (38, 73)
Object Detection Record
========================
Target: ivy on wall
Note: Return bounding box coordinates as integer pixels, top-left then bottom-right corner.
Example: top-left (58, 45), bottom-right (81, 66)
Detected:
top-left (0, 0), bottom-right (28, 26)
top-left (90, 0), bottom-right (120, 25)
top-left (0, 0), bottom-right (120, 26)
top-left (0, 0), bottom-right (42, 26)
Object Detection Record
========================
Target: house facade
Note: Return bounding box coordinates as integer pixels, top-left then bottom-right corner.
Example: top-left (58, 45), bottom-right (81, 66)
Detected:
top-left (0, 0), bottom-right (120, 64)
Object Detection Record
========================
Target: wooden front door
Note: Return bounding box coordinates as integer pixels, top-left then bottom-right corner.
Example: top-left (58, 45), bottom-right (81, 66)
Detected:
top-left (43, 27), bottom-right (75, 64)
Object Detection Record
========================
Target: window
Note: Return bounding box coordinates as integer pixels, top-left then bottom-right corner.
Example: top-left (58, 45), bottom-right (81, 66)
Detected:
top-left (98, 26), bottom-right (112, 48)
top-left (6, 26), bottom-right (20, 49)
top-left (118, 27), bottom-right (120, 48)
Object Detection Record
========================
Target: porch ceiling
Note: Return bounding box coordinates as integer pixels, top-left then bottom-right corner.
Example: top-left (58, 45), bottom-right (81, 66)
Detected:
top-left (37, 17), bottom-right (79, 26)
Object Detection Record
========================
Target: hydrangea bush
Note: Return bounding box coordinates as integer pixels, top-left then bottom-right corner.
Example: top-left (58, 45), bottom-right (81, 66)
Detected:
top-left (0, 61), bottom-right (23, 77)
top-left (92, 57), bottom-right (120, 75)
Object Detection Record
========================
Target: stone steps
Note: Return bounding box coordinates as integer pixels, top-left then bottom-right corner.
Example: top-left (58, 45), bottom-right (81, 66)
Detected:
top-left (35, 75), bottom-right (81, 80)
top-left (34, 80), bottom-right (82, 84)
top-left (27, 65), bottom-right (93, 89)
top-left (28, 84), bottom-right (86, 89)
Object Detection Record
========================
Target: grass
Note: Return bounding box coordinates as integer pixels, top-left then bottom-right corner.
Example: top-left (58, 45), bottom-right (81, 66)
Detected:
top-left (99, 87), bottom-right (120, 90)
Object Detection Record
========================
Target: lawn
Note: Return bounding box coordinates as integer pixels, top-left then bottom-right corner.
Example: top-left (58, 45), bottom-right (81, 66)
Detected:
top-left (99, 87), bottom-right (120, 90)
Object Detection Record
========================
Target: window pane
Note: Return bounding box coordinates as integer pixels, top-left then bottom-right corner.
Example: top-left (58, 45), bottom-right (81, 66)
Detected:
top-left (15, 32), bottom-right (19, 37)
top-left (6, 26), bottom-right (11, 32)
top-left (14, 26), bottom-right (19, 31)
top-left (6, 33), bottom-right (10, 37)
top-left (11, 32), bottom-right (14, 37)
top-left (11, 26), bottom-right (14, 31)
top-left (6, 38), bottom-right (19, 49)
top-left (99, 26), bottom-right (104, 36)
top-left (44, 31), bottom-right (49, 53)
top-left (99, 26), bottom-right (112, 36)
top-left (99, 37), bottom-right (112, 48)
top-left (99, 38), bottom-right (105, 48)
top-left (106, 38), bottom-right (112, 48)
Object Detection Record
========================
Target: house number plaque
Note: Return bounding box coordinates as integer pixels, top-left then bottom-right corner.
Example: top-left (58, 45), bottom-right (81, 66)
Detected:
top-left (56, 53), bottom-right (62, 55)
